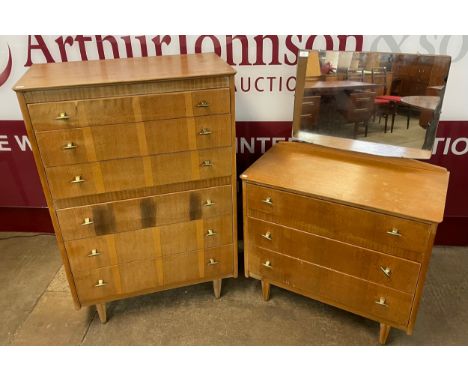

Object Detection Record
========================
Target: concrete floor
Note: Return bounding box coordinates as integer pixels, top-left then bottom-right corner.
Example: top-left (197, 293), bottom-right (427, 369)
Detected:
top-left (1, 231), bottom-right (467, 345)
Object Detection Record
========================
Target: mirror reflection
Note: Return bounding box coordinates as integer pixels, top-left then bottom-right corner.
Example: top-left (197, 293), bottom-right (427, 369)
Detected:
top-left (292, 50), bottom-right (451, 158)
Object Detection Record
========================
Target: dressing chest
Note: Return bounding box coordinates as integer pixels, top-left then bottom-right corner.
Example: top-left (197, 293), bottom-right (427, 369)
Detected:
top-left (241, 141), bottom-right (449, 344)
top-left (14, 53), bottom-right (238, 322)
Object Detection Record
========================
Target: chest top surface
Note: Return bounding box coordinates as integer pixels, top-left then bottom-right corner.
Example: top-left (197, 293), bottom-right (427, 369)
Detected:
top-left (14, 53), bottom-right (236, 91)
top-left (241, 141), bottom-right (449, 223)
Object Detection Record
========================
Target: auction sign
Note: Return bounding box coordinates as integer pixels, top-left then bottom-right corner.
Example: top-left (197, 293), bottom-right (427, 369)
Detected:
top-left (0, 35), bottom-right (467, 243)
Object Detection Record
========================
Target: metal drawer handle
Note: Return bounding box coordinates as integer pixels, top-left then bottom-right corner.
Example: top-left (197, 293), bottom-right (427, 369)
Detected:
top-left (208, 258), bottom-right (218, 265)
top-left (198, 128), bottom-right (212, 135)
top-left (203, 199), bottom-right (215, 207)
top-left (262, 260), bottom-right (272, 269)
top-left (206, 229), bottom-right (217, 237)
top-left (55, 112), bottom-right (70, 120)
top-left (261, 231), bottom-right (272, 241)
top-left (71, 175), bottom-right (85, 184)
top-left (201, 160), bottom-right (213, 167)
top-left (380, 266), bottom-right (391, 277)
top-left (81, 217), bottom-right (94, 226)
top-left (262, 197), bottom-right (273, 205)
top-left (375, 297), bottom-right (388, 307)
top-left (196, 100), bottom-right (209, 108)
top-left (94, 279), bottom-right (107, 288)
top-left (386, 228), bottom-right (402, 237)
top-left (63, 142), bottom-right (77, 150)
top-left (88, 249), bottom-right (101, 257)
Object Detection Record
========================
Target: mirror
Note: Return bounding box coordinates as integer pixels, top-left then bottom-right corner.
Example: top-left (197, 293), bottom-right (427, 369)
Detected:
top-left (292, 50), bottom-right (451, 159)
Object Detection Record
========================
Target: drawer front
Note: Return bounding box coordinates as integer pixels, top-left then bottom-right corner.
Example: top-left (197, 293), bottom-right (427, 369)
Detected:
top-left (46, 147), bottom-right (232, 200)
top-left (28, 89), bottom-right (231, 132)
top-left (247, 218), bottom-right (420, 294)
top-left (74, 245), bottom-right (234, 304)
top-left (249, 247), bottom-right (413, 327)
top-left (246, 183), bottom-right (430, 261)
top-left (35, 114), bottom-right (232, 167)
top-left (66, 214), bottom-right (233, 273)
top-left (57, 185), bottom-right (232, 241)
top-left (74, 258), bottom-right (163, 303)
top-left (162, 244), bottom-right (234, 286)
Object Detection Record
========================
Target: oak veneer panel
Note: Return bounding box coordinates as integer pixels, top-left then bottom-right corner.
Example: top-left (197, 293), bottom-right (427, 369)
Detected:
top-left (247, 217), bottom-right (420, 294)
top-left (162, 244), bottom-right (234, 286)
top-left (23, 77), bottom-right (230, 104)
top-left (28, 88), bottom-right (230, 132)
top-left (247, 183), bottom-right (430, 261)
top-left (54, 177), bottom-right (231, 210)
top-left (36, 114), bottom-right (232, 167)
top-left (66, 214), bottom-right (233, 273)
top-left (14, 53), bottom-right (236, 91)
top-left (57, 185), bottom-right (233, 241)
top-left (46, 147), bottom-right (232, 200)
top-left (74, 244), bottom-right (234, 305)
top-left (241, 141), bottom-right (449, 223)
top-left (249, 247), bottom-right (413, 327)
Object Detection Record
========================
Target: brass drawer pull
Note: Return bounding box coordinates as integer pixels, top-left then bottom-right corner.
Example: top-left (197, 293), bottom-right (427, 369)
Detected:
top-left (55, 112), bottom-right (70, 120)
top-left (198, 128), bottom-right (212, 135)
top-left (262, 197), bottom-right (273, 205)
top-left (203, 199), bottom-right (215, 207)
top-left (88, 249), bottom-right (101, 257)
top-left (71, 175), bottom-right (85, 184)
top-left (261, 231), bottom-right (272, 241)
top-left (375, 297), bottom-right (388, 307)
top-left (386, 228), bottom-right (402, 237)
top-left (63, 142), bottom-right (77, 150)
top-left (81, 217), bottom-right (94, 226)
top-left (380, 266), bottom-right (392, 277)
top-left (196, 100), bottom-right (209, 108)
top-left (95, 279), bottom-right (107, 288)
top-left (262, 260), bottom-right (272, 268)
top-left (201, 160), bottom-right (213, 167)
top-left (208, 258), bottom-right (218, 265)
top-left (206, 229), bottom-right (217, 237)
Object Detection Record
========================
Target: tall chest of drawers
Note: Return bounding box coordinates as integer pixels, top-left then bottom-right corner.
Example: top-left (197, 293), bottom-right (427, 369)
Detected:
top-left (241, 142), bottom-right (449, 344)
top-left (14, 53), bottom-right (238, 322)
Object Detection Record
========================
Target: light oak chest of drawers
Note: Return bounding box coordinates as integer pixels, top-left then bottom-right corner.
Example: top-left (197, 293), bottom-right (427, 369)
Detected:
top-left (241, 141), bottom-right (449, 344)
top-left (14, 53), bottom-right (238, 322)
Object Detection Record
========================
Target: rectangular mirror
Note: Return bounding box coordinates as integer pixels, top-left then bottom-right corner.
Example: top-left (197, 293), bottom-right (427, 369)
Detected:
top-left (292, 50), bottom-right (451, 159)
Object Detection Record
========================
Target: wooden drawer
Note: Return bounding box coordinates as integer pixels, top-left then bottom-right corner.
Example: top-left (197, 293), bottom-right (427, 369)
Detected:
top-left (28, 89), bottom-right (231, 132)
top-left (247, 217), bottom-right (420, 294)
top-left (162, 244), bottom-right (234, 286)
top-left (246, 184), bottom-right (430, 262)
top-left (46, 147), bottom-right (232, 200)
top-left (57, 185), bottom-right (233, 241)
top-left (66, 214), bottom-right (233, 273)
top-left (74, 244), bottom-right (234, 304)
top-left (35, 114), bottom-right (232, 167)
top-left (249, 247), bottom-right (413, 327)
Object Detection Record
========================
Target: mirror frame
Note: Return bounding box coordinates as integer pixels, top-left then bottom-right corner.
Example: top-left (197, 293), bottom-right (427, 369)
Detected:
top-left (292, 50), bottom-right (451, 159)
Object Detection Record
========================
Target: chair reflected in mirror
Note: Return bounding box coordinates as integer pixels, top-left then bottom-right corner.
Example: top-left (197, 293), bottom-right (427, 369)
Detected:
top-left (346, 68), bottom-right (364, 81)
top-left (340, 91), bottom-right (376, 138)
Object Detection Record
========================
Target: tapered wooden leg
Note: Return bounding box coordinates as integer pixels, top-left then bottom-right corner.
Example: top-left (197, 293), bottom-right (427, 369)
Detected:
top-left (261, 280), bottom-right (270, 301)
top-left (379, 323), bottom-right (391, 345)
top-left (213, 279), bottom-right (222, 299)
top-left (96, 303), bottom-right (107, 324)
